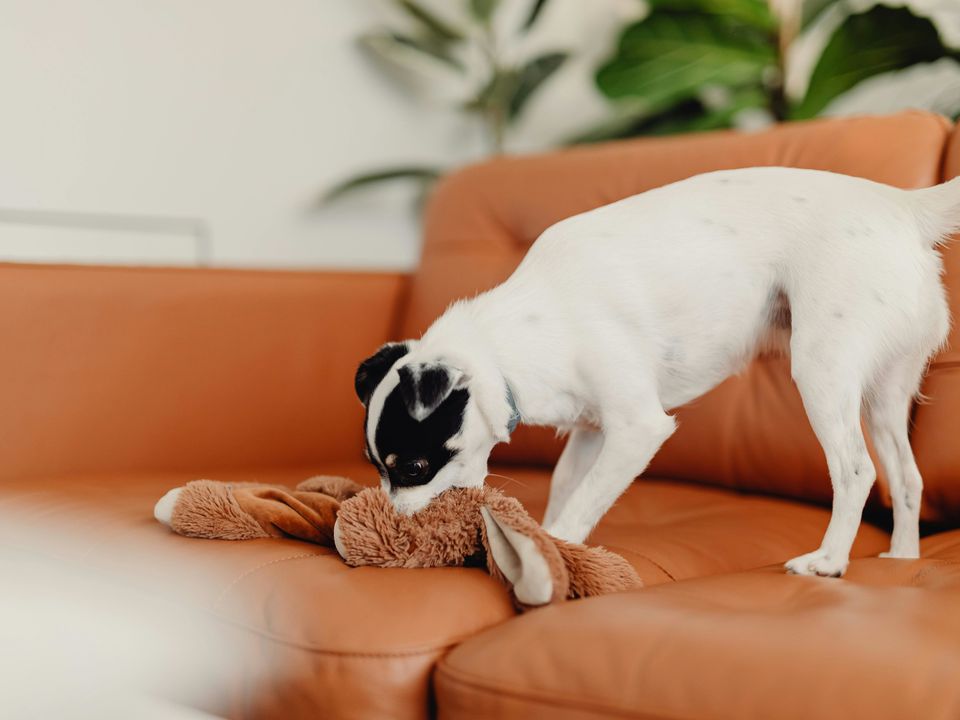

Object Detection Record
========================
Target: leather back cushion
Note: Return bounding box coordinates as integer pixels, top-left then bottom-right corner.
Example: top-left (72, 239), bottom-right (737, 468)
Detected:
top-left (913, 126), bottom-right (960, 521)
top-left (0, 264), bottom-right (405, 480)
top-left (401, 112), bottom-right (952, 508)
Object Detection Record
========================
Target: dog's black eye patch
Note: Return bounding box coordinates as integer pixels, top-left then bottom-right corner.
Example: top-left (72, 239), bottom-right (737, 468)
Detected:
top-left (375, 385), bottom-right (468, 488)
top-left (355, 342), bottom-right (410, 405)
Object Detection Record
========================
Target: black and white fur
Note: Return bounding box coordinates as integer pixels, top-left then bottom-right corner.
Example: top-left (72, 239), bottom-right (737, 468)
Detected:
top-left (356, 167), bottom-right (956, 577)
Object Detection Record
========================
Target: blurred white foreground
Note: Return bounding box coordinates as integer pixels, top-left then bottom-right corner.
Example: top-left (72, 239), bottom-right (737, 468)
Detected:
top-left (0, 514), bottom-right (249, 720)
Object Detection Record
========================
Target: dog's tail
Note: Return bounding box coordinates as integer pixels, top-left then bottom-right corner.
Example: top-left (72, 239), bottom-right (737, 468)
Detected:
top-left (911, 175), bottom-right (960, 246)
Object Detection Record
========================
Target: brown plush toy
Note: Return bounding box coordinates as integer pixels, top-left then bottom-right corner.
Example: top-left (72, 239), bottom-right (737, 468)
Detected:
top-left (154, 478), bottom-right (640, 610)
top-left (153, 475), bottom-right (365, 544)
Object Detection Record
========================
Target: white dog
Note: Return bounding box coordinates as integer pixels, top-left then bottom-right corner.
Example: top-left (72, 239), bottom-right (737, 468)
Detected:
top-left (355, 167), bottom-right (954, 577)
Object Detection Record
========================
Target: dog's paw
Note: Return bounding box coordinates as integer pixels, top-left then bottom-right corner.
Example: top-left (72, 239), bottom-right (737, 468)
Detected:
top-left (784, 550), bottom-right (847, 578)
top-left (153, 487), bottom-right (184, 528)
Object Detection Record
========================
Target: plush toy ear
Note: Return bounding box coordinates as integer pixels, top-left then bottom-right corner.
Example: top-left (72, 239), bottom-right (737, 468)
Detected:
top-left (480, 504), bottom-right (567, 607)
top-left (355, 342), bottom-right (410, 405)
top-left (396, 362), bottom-right (466, 421)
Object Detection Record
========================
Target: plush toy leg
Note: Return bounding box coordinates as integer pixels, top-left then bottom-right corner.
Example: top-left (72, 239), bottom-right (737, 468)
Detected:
top-left (155, 479), bottom-right (354, 545)
top-left (158, 480), bottom-right (270, 540)
top-left (296, 476), bottom-right (365, 502)
top-left (232, 487), bottom-right (340, 545)
top-left (556, 543), bottom-right (641, 598)
top-left (154, 488), bottom-right (183, 527)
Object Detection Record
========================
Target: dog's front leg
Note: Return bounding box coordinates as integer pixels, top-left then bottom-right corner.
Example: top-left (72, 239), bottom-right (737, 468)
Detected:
top-left (543, 426), bottom-right (603, 527)
top-left (545, 409), bottom-right (675, 544)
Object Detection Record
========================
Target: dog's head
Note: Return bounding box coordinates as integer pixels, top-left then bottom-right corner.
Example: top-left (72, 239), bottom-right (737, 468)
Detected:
top-left (355, 341), bottom-right (518, 514)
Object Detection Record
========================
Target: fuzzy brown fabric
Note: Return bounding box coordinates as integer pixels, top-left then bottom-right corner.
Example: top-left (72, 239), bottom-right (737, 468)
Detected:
top-left (169, 477), bottom-right (358, 544)
top-left (170, 480), bottom-right (271, 540)
top-left (557, 543), bottom-right (643, 600)
top-left (296, 475), bottom-right (365, 502)
top-left (335, 486), bottom-right (488, 568)
top-left (335, 485), bottom-right (641, 609)
top-left (233, 486), bottom-right (340, 545)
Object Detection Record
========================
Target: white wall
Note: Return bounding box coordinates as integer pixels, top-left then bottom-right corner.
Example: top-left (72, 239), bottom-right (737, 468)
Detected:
top-left (1, 0), bottom-right (958, 271)
top-left (0, 0), bottom-right (635, 270)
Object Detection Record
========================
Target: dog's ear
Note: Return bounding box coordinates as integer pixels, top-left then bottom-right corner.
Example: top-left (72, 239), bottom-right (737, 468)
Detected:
top-left (480, 500), bottom-right (568, 607)
top-left (396, 362), bottom-right (466, 421)
top-left (355, 342), bottom-right (410, 405)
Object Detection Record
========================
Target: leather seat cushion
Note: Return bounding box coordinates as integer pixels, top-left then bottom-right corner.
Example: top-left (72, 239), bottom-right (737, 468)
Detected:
top-left (0, 462), bottom-right (888, 718)
top-left (499, 467), bottom-right (888, 586)
top-left (437, 532), bottom-right (960, 720)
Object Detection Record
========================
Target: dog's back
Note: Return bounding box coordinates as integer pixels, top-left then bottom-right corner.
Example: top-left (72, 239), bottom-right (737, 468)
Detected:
top-left (507, 167), bottom-right (952, 409)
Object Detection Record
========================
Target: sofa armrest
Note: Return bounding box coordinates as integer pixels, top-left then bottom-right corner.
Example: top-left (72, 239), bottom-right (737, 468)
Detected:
top-left (0, 263), bottom-right (407, 480)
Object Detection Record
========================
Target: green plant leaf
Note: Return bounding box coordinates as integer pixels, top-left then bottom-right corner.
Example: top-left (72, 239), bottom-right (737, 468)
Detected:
top-left (630, 98), bottom-right (731, 136)
top-left (522, 0), bottom-right (550, 32)
top-left (596, 10), bottom-right (776, 112)
top-left (470, 0), bottom-right (499, 23)
top-left (394, 0), bottom-right (464, 42)
top-left (646, 0), bottom-right (776, 32)
top-left (801, 0), bottom-right (843, 30)
top-left (641, 84), bottom-right (769, 134)
top-left (508, 52), bottom-right (567, 119)
top-left (322, 167), bottom-right (443, 202)
top-left (569, 84), bottom-right (767, 143)
top-left (565, 105), bottom-right (656, 144)
top-left (358, 32), bottom-right (463, 71)
top-left (792, 5), bottom-right (951, 119)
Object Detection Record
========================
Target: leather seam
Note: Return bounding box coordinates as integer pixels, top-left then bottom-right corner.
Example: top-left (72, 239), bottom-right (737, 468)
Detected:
top-left (208, 612), bottom-right (488, 658)
top-left (212, 552), bottom-right (325, 607)
top-left (927, 360), bottom-right (960, 371)
top-left (437, 662), bottom-right (692, 720)
top-left (911, 559), bottom-right (960, 586)
top-left (602, 545), bottom-right (676, 582)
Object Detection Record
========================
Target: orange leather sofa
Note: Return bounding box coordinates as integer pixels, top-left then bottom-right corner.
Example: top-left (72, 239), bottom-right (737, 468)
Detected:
top-left (3, 111), bottom-right (959, 719)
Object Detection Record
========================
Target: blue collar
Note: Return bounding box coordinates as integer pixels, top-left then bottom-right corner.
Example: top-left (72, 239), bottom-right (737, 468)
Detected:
top-left (506, 382), bottom-right (521, 434)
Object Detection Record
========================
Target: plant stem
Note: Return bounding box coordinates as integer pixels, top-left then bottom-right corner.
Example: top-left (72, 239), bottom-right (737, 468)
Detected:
top-left (770, 0), bottom-right (800, 121)
top-left (488, 103), bottom-right (506, 154)
top-left (480, 14), bottom-right (506, 155)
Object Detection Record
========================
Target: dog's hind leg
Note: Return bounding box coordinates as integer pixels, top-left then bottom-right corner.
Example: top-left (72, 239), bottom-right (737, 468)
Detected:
top-left (785, 338), bottom-right (876, 577)
top-left (865, 355), bottom-right (927, 559)
top-left (544, 426), bottom-right (603, 527)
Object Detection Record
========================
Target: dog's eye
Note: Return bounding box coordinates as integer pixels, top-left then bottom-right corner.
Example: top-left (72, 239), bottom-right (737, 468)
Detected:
top-left (400, 459), bottom-right (429, 479)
